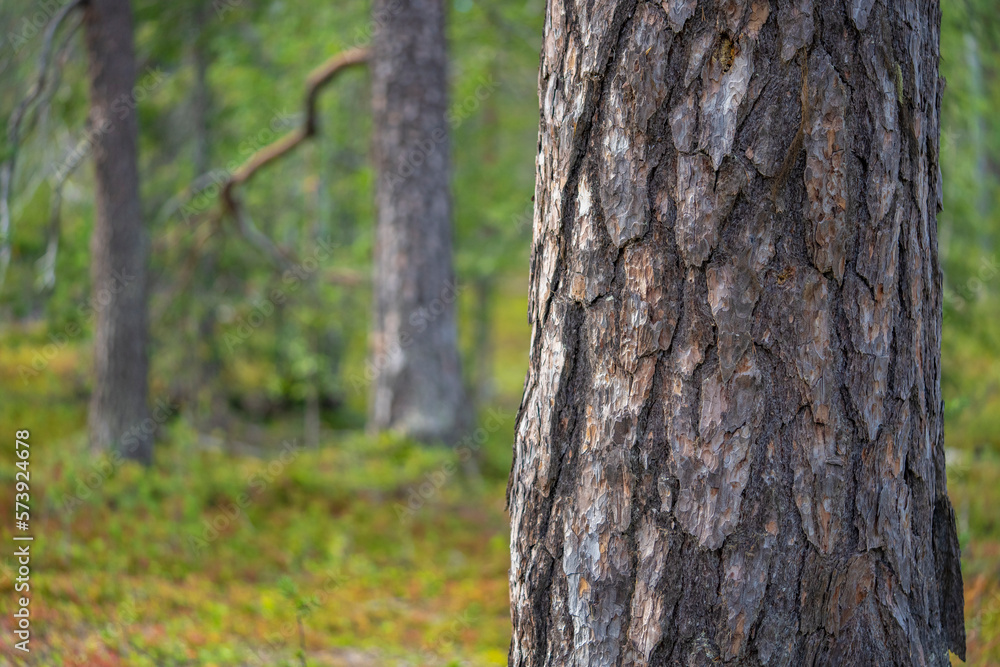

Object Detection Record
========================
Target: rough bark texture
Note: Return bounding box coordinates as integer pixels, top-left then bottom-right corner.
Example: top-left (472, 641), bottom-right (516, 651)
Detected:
top-left (508, 1), bottom-right (965, 664)
top-left (369, 0), bottom-right (466, 443)
top-left (84, 0), bottom-right (152, 464)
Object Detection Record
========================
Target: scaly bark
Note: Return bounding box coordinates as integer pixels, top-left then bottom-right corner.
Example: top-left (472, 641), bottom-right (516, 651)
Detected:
top-left (508, 1), bottom-right (964, 664)
top-left (369, 0), bottom-right (466, 443)
top-left (84, 0), bottom-right (152, 464)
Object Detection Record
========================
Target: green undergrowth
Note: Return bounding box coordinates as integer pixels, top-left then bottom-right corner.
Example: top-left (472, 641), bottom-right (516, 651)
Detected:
top-left (0, 421), bottom-right (513, 666)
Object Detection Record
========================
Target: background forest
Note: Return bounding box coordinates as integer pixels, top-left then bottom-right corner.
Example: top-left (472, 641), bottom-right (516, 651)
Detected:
top-left (0, 0), bottom-right (996, 665)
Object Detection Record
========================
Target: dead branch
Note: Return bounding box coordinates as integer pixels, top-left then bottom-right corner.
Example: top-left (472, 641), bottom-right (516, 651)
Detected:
top-left (217, 47), bottom-right (369, 268)
top-left (0, 0), bottom-right (84, 291)
top-left (221, 47), bottom-right (369, 203)
top-left (152, 168), bottom-right (229, 230)
top-left (36, 133), bottom-right (88, 292)
top-left (150, 47), bottom-right (368, 315)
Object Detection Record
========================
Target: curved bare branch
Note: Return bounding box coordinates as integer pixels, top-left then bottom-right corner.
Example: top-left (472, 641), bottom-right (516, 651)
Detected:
top-left (217, 47), bottom-right (368, 268)
top-left (0, 0), bottom-right (85, 291)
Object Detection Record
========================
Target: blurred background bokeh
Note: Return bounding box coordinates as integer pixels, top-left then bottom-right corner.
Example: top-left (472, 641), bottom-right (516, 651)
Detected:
top-left (0, 0), bottom-right (996, 664)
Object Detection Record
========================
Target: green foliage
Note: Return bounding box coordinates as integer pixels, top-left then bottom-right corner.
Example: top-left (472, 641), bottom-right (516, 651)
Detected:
top-left (0, 0), bottom-right (542, 427)
top-left (940, 0), bottom-right (1000, 461)
top-left (0, 368), bottom-right (513, 664)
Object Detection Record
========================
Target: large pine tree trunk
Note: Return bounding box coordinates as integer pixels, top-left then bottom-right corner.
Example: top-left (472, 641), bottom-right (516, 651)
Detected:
top-left (84, 0), bottom-right (152, 464)
top-left (508, 1), bottom-right (965, 664)
top-left (369, 0), bottom-right (466, 443)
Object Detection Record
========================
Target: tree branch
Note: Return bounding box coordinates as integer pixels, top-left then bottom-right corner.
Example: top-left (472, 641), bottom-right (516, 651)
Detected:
top-left (36, 133), bottom-right (88, 293)
top-left (0, 0), bottom-right (84, 291)
top-left (151, 46), bottom-right (369, 312)
top-left (217, 47), bottom-right (368, 268)
top-left (222, 47), bottom-right (369, 202)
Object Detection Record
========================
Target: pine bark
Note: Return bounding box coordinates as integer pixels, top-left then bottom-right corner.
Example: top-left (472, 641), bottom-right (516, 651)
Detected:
top-left (84, 0), bottom-right (152, 464)
top-left (508, 1), bottom-right (965, 665)
top-left (369, 0), bottom-right (466, 443)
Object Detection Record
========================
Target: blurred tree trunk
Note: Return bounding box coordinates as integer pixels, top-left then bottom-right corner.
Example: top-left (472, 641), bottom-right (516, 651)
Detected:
top-left (189, 7), bottom-right (224, 417)
top-left (508, 1), bottom-right (965, 664)
top-left (369, 0), bottom-right (465, 443)
top-left (84, 0), bottom-right (152, 464)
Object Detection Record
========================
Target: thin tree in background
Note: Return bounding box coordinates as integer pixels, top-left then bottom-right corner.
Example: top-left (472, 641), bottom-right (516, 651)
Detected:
top-left (188, 6), bottom-right (225, 417)
top-left (508, 0), bottom-right (965, 663)
top-left (369, 0), bottom-right (466, 443)
top-left (84, 0), bottom-right (152, 463)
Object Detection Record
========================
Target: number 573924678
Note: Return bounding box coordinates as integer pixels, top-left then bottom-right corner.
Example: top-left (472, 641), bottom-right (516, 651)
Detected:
top-left (15, 431), bottom-right (30, 526)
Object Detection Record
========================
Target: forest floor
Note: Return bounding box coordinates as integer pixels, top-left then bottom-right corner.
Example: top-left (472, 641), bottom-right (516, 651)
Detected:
top-left (0, 282), bottom-right (997, 666)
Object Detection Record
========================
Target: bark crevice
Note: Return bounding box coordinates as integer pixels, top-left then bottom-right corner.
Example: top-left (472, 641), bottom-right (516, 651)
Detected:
top-left (510, 1), bottom-right (962, 664)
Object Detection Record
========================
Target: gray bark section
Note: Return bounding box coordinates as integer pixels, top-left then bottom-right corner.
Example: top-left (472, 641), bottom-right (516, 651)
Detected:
top-left (369, 0), bottom-right (466, 443)
top-left (84, 0), bottom-right (152, 464)
top-left (509, 0), bottom-right (965, 664)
